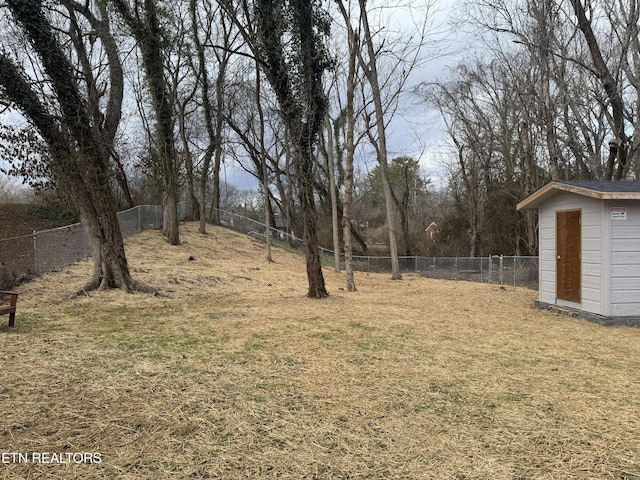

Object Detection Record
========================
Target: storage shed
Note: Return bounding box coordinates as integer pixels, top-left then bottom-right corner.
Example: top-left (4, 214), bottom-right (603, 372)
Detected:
top-left (517, 180), bottom-right (640, 325)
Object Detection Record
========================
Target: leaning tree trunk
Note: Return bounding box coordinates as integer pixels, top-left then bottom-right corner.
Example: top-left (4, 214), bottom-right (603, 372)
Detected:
top-left (0, 0), bottom-right (151, 294)
top-left (69, 171), bottom-right (155, 294)
top-left (359, 0), bottom-right (401, 280)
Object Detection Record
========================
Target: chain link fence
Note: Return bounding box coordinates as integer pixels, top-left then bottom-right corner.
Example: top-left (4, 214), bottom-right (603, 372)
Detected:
top-left (344, 254), bottom-right (538, 288)
top-left (0, 203), bottom-right (188, 288)
top-left (216, 209), bottom-right (539, 289)
top-left (0, 205), bottom-right (538, 289)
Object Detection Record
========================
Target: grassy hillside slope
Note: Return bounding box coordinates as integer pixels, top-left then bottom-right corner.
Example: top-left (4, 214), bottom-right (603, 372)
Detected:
top-left (2, 223), bottom-right (640, 479)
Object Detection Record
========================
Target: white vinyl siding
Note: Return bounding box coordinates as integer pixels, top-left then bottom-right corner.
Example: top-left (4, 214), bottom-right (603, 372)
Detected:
top-left (609, 202), bottom-right (640, 316)
top-left (580, 198), bottom-right (606, 316)
top-left (538, 203), bottom-right (556, 305)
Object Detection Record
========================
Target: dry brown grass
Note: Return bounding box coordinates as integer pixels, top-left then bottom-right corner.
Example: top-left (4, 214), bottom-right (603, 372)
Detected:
top-left (2, 222), bottom-right (640, 479)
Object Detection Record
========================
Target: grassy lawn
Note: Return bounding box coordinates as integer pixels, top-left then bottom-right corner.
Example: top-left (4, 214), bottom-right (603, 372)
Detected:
top-left (1, 222), bottom-right (640, 479)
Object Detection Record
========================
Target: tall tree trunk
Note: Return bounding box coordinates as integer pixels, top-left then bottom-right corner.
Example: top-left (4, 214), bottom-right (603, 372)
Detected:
top-left (326, 114), bottom-right (341, 273)
top-left (536, 0), bottom-right (562, 180)
top-left (296, 142), bottom-right (328, 297)
top-left (253, 0), bottom-right (329, 297)
top-left (343, 25), bottom-right (358, 292)
top-left (519, 120), bottom-right (538, 255)
top-left (111, 0), bottom-right (180, 244)
top-left (179, 100), bottom-right (200, 220)
top-left (209, 5), bottom-right (234, 228)
top-left (256, 63), bottom-right (273, 262)
top-left (359, 0), bottom-right (402, 279)
top-left (190, 0), bottom-right (213, 233)
top-left (210, 51), bottom-right (227, 227)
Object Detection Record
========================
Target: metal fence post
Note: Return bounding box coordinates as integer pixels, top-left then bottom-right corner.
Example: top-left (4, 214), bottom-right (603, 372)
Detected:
top-left (32, 230), bottom-right (39, 276)
top-left (499, 255), bottom-right (504, 285)
top-left (487, 255), bottom-right (493, 283)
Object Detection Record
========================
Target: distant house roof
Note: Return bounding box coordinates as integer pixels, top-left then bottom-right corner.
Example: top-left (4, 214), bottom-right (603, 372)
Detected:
top-left (517, 180), bottom-right (640, 211)
top-left (425, 221), bottom-right (438, 232)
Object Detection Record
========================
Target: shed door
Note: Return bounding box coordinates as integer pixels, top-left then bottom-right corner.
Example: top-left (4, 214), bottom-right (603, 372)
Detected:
top-left (556, 210), bottom-right (581, 302)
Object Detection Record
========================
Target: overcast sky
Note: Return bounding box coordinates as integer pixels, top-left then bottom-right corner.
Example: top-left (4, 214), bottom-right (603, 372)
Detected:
top-left (224, 0), bottom-right (466, 191)
top-left (0, 0), bottom-right (467, 194)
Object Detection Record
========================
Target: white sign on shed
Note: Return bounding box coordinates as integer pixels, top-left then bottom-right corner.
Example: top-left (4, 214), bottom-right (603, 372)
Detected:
top-left (611, 207), bottom-right (627, 220)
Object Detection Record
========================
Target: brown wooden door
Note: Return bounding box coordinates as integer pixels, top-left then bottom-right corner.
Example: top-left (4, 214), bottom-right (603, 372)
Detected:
top-left (556, 210), bottom-right (581, 302)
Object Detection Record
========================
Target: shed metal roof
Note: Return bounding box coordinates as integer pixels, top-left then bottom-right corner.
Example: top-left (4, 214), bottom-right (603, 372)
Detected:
top-left (517, 180), bottom-right (640, 210)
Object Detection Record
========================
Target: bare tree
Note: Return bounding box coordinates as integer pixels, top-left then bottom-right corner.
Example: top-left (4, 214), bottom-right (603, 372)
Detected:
top-left (256, 62), bottom-right (273, 262)
top-left (357, 0), bottom-right (401, 278)
top-left (63, 0), bottom-right (135, 207)
top-left (467, 0), bottom-right (640, 180)
top-left (187, 0), bottom-right (236, 232)
top-left (341, 9), bottom-right (359, 292)
top-left (339, 0), bottom-right (438, 277)
top-left (427, 57), bottom-right (532, 256)
top-left (219, 0), bottom-right (331, 297)
top-left (172, 3), bottom-right (200, 220)
top-left (569, 0), bottom-right (631, 179)
top-left (110, 0), bottom-right (181, 245)
top-left (0, 0), bottom-right (151, 293)
top-left (324, 113), bottom-right (341, 273)
top-left (222, 72), bottom-right (288, 234)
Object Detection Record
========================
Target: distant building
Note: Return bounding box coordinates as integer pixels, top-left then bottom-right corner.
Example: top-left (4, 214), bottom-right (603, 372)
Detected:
top-left (274, 215), bottom-right (288, 239)
top-left (425, 222), bottom-right (439, 243)
top-left (220, 214), bottom-right (234, 226)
